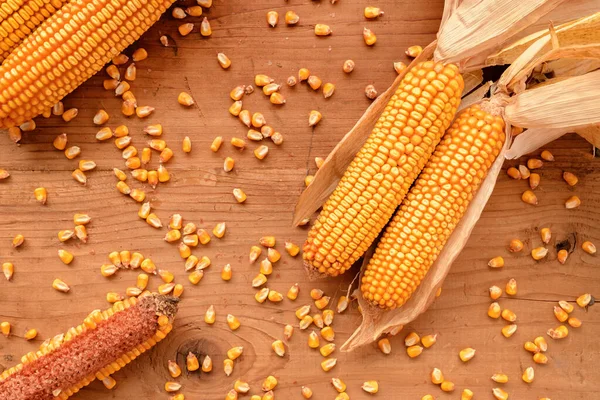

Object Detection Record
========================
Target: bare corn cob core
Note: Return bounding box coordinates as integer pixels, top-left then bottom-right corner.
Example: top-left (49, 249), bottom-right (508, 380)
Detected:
top-left (0, 0), bottom-right (70, 63)
top-left (0, 0), bottom-right (175, 127)
top-left (303, 61), bottom-right (464, 277)
top-left (361, 104), bottom-right (506, 309)
top-left (0, 294), bottom-right (178, 399)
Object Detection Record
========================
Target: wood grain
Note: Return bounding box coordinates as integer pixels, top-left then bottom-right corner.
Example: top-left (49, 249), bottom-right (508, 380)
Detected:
top-left (1, 0), bottom-right (599, 399)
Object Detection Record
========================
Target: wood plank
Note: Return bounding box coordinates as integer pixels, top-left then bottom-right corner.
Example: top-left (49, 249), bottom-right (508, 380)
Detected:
top-left (1, 1), bottom-right (599, 399)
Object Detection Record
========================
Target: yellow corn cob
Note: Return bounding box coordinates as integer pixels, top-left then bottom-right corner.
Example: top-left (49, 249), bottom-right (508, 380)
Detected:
top-left (303, 61), bottom-right (464, 276)
top-left (0, 0), bottom-right (175, 127)
top-left (361, 104), bottom-right (505, 309)
top-left (0, 294), bottom-right (178, 398)
top-left (0, 0), bottom-right (70, 63)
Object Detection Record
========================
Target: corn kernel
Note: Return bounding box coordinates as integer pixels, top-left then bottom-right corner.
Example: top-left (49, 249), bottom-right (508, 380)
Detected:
top-left (492, 388), bottom-right (508, 400)
top-left (24, 328), bottom-right (37, 340)
top-left (217, 53), bottom-right (231, 69)
top-left (533, 352), bottom-right (549, 364)
top-left (233, 188), bottom-right (247, 203)
top-left (488, 302), bottom-right (501, 319)
top-left (363, 27), bottom-right (376, 45)
top-left (563, 171), bottom-right (578, 186)
top-left (58, 249), bottom-right (74, 265)
top-left (502, 324), bottom-right (518, 338)
top-left (459, 348), bottom-right (476, 362)
top-left (522, 190), bottom-right (538, 205)
top-left (320, 358), bottom-right (337, 372)
top-left (200, 17), bottom-right (212, 36)
top-left (565, 195), bottom-right (581, 209)
top-left (378, 338), bottom-right (391, 354)
top-left (431, 368), bottom-right (444, 384)
top-left (266, 11), bottom-right (279, 27)
top-left (582, 241), bottom-right (597, 255)
top-left (308, 110), bottom-right (322, 127)
top-left (285, 10), bottom-right (299, 25)
top-left (488, 256), bottom-right (504, 268)
top-left (406, 345), bottom-right (423, 358)
top-left (421, 334), bottom-right (437, 348)
top-left (314, 24), bottom-right (332, 36)
top-left (406, 45), bottom-right (423, 57)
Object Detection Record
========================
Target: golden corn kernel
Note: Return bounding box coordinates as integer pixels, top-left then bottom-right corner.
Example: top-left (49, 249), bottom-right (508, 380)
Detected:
top-left (502, 324), bottom-right (518, 338)
top-left (271, 131), bottom-right (284, 145)
top-left (255, 288), bottom-right (269, 303)
top-left (522, 366), bottom-right (534, 383)
top-left (229, 101), bottom-right (243, 117)
top-left (106, 292), bottom-right (123, 303)
top-left (515, 165), bottom-right (530, 180)
top-left (285, 10), bottom-right (299, 25)
top-left (281, 242), bottom-right (300, 259)
top-left (577, 293), bottom-right (592, 308)
top-left (533, 352), bottom-right (549, 365)
top-left (531, 247), bottom-right (548, 261)
top-left (7, 126), bottom-right (21, 143)
top-left (553, 306), bottom-right (568, 322)
top-left (226, 314), bottom-right (240, 330)
top-left (167, 360), bottom-right (182, 378)
top-left (58, 249), bottom-right (74, 265)
top-left (52, 278), bottom-right (70, 293)
top-left (51, 102), bottom-right (65, 116)
top-left (312, 313), bottom-right (324, 329)
top-left (266, 10), bottom-right (279, 27)
top-left (488, 302), bottom-right (501, 319)
top-left (321, 326), bottom-right (335, 342)
top-left (534, 336), bottom-right (548, 352)
top-left (308, 110), bottom-right (322, 127)
top-left (299, 315), bottom-right (313, 330)
top-left (285, 76), bottom-right (298, 88)
top-left (320, 358), bottom-right (337, 372)
top-left (527, 158), bottom-right (543, 170)
top-left (557, 300), bottom-right (573, 315)
top-left (406, 45), bottom-right (423, 57)
top-left (330, 377), bottom-right (346, 393)
top-left (508, 238), bottom-right (524, 253)
top-left (489, 285), bottom-right (502, 300)
top-left (582, 241), bottom-right (597, 255)
top-left (177, 92), bottom-right (194, 107)
top-left (24, 328), bottom-right (38, 340)
top-left (317, 342), bottom-right (335, 358)
top-left (92, 109), bottom-right (109, 125)
top-left (404, 332), bottom-right (420, 347)
top-left (186, 352), bottom-right (199, 371)
top-left (506, 279), bottom-right (517, 296)
top-left (315, 23), bottom-right (332, 36)
top-left (62, 108), bottom-right (79, 122)
top-left (269, 92), bottom-right (286, 105)
top-left (300, 386), bottom-right (312, 399)
top-left (100, 264), bottom-right (118, 277)
top-left (230, 86), bottom-right (245, 101)
top-left (363, 85), bottom-right (379, 101)
top-left (335, 393), bottom-right (349, 400)
top-left (430, 367), bottom-right (444, 385)
top-left (200, 17), bottom-right (212, 36)
top-left (233, 188), bottom-right (247, 203)
top-left (136, 106), bottom-right (155, 118)
top-left (115, 136), bottom-right (132, 150)
top-left (131, 47), bottom-right (148, 61)
top-left (539, 150), bottom-right (554, 161)
top-left (491, 374), bottom-right (508, 383)
top-left (165, 381), bottom-right (182, 393)
top-left (121, 99), bottom-right (136, 116)
top-left (197, 354), bottom-right (211, 373)
top-left (267, 290), bottom-right (283, 303)
top-left (377, 338), bottom-right (391, 354)
top-left (364, 6), bottom-right (383, 18)
top-left (115, 81), bottom-right (131, 96)
top-left (502, 309), bottom-right (517, 322)
top-left (248, 246), bottom-right (263, 264)
top-left (184, 255), bottom-right (198, 271)
top-left (209, 136), bottom-right (223, 153)
top-left (492, 388), bottom-right (508, 400)
top-left (106, 64), bottom-right (120, 80)
top-left (10, 234), bottom-right (24, 249)
top-left (189, 270), bottom-right (204, 285)
top-left (262, 83), bottom-right (280, 96)
top-left (406, 345), bottom-right (423, 358)
top-left (459, 348), bottom-right (476, 362)
top-left (2, 262), bottom-right (14, 281)
top-left (568, 317), bottom-right (582, 328)
top-left (461, 390), bottom-right (474, 400)
top-left (307, 75), bottom-right (322, 91)
top-left (178, 22), bottom-right (194, 36)
top-left (251, 112), bottom-right (266, 128)
top-left (217, 53), bottom-right (231, 69)
top-left (440, 381), bottom-right (454, 392)
top-left (507, 166), bottom-right (521, 179)
top-left (487, 256), bottom-right (505, 269)
top-left (252, 273), bottom-right (268, 288)
top-left (253, 145), bottom-right (269, 160)
top-left (421, 334), bottom-right (437, 348)
top-left (522, 190), bottom-right (538, 205)
top-left (563, 171), bottom-right (578, 186)
top-left (116, 181), bottom-right (131, 195)
top-left (363, 27), bottom-right (376, 45)
top-left (140, 258), bottom-right (157, 275)
top-left (0, 322), bottom-right (10, 337)
top-left (298, 68), bottom-right (310, 81)
top-left (271, 339), bottom-right (286, 357)
top-left (565, 195), bottom-right (581, 209)
top-left (52, 134), bottom-right (68, 151)
top-left (315, 296), bottom-right (331, 310)
top-left (223, 358), bottom-right (234, 377)
top-left (262, 375), bottom-right (278, 391)
top-left (157, 165), bottom-right (170, 183)
top-left (524, 341), bottom-right (540, 353)
top-left (342, 59), bottom-right (355, 73)
top-left (146, 213), bottom-right (163, 229)
top-left (247, 129), bottom-right (262, 141)
top-left (529, 173), bottom-right (541, 190)
top-left (547, 325), bottom-right (569, 340)
top-left (138, 203), bottom-right (152, 220)
top-left (296, 305), bottom-right (311, 319)
top-left (33, 187), bottom-right (48, 205)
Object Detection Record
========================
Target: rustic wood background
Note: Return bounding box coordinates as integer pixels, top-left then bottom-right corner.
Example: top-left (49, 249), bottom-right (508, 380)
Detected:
top-left (1, 0), bottom-right (599, 399)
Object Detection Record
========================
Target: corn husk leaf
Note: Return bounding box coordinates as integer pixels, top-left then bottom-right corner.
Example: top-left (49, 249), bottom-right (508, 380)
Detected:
top-left (575, 124), bottom-right (600, 148)
top-left (505, 68), bottom-right (600, 129)
top-left (462, 69), bottom-right (484, 95)
top-left (520, 0), bottom-right (600, 39)
top-left (486, 10), bottom-right (600, 67)
top-left (459, 81), bottom-right (493, 112)
top-left (292, 42), bottom-right (437, 226)
top-left (505, 127), bottom-right (570, 159)
top-left (341, 118), bottom-right (511, 352)
top-left (546, 57), bottom-right (600, 77)
top-left (435, 0), bottom-right (567, 68)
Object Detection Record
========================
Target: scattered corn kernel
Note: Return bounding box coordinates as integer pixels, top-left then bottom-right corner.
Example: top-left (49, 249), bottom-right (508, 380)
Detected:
top-left (363, 27), bottom-right (376, 45)
top-left (582, 241), bottom-right (596, 255)
top-left (407, 345), bottom-right (423, 358)
top-left (421, 334), bottom-right (437, 348)
top-left (522, 190), bottom-right (538, 205)
top-left (459, 348), bottom-right (476, 362)
top-left (488, 256), bottom-right (504, 268)
top-left (563, 171), bottom-right (578, 186)
top-left (506, 279), bottom-right (517, 296)
top-left (502, 324), bottom-right (518, 338)
top-left (285, 10), bottom-right (299, 25)
top-left (406, 45), bottom-right (423, 57)
top-left (531, 247), bottom-right (548, 260)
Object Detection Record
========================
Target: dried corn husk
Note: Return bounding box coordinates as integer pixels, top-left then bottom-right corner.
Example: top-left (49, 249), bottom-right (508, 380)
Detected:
top-left (546, 58), bottom-right (600, 77)
top-left (575, 124), bottom-right (600, 148)
top-left (459, 81), bottom-right (493, 112)
top-left (342, 24), bottom-right (600, 351)
top-left (462, 69), bottom-right (484, 95)
top-left (294, 0), bottom-right (561, 224)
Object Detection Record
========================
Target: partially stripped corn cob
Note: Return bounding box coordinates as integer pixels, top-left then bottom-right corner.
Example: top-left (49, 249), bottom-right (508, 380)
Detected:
top-left (303, 61), bottom-right (464, 276)
top-left (0, 0), bottom-right (175, 127)
top-left (0, 0), bottom-right (70, 63)
top-left (0, 294), bottom-right (178, 399)
top-left (361, 104), bottom-right (505, 309)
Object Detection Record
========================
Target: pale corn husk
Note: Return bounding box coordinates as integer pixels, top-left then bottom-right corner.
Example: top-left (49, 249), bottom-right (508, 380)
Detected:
top-left (546, 58), bottom-right (600, 77)
top-left (459, 81), bottom-right (493, 112)
top-left (434, 0), bottom-right (567, 69)
top-left (341, 119), bottom-right (512, 352)
top-left (462, 69), bottom-right (484, 95)
top-left (342, 27), bottom-right (600, 351)
top-left (575, 124), bottom-right (600, 148)
top-left (294, 0), bottom-right (563, 224)
top-left (486, 10), bottom-right (600, 67)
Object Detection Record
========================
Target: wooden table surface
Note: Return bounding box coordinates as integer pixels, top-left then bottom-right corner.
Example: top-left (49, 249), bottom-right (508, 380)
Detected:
top-left (1, 0), bottom-right (599, 399)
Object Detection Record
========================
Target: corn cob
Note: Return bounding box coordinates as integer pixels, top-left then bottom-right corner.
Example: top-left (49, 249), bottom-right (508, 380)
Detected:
top-left (0, 0), bottom-right (70, 63)
top-left (0, 294), bottom-right (178, 399)
top-left (303, 61), bottom-right (464, 276)
top-left (361, 104), bottom-right (505, 309)
top-left (0, 0), bottom-right (175, 127)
